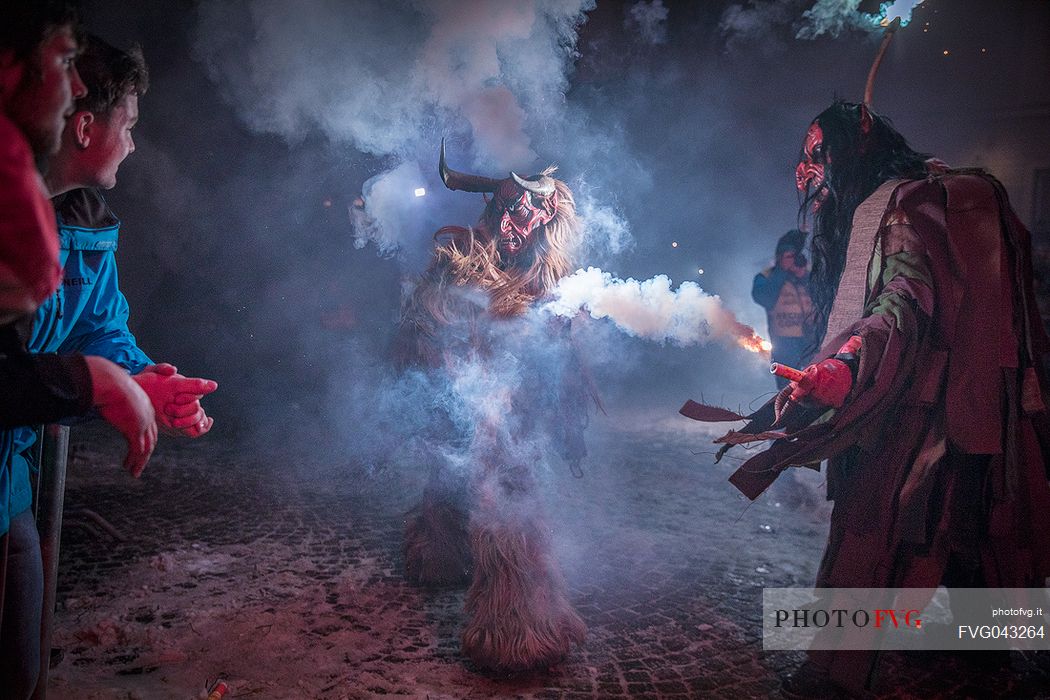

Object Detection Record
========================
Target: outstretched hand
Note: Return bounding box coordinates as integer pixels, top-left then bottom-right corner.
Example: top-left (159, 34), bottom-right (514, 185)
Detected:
top-left (788, 358), bottom-right (854, 407)
top-left (786, 335), bottom-right (862, 410)
top-left (133, 364), bottom-right (218, 438)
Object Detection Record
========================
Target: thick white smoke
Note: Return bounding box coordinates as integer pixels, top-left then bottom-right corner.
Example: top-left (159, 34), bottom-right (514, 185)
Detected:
top-left (543, 267), bottom-right (766, 352)
top-left (349, 162), bottom-right (428, 257)
top-left (193, 0), bottom-right (425, 153)
top-left (193, 0), bottom-right (635, 264)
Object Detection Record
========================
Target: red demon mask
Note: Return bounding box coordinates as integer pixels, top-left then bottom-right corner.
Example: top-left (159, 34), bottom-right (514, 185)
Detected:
top-left (438, 140), bottom-right (559, 257)
top-left (491, 179), bottom-right (558, 255)
top-left (795, 122), bottom-right (829, 208)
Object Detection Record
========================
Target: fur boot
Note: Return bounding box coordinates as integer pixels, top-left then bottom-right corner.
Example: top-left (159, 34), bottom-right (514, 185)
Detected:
top-left (461, 515), bottom-right (586, 671)
top-left (403, 494), bottom-right (472, 587)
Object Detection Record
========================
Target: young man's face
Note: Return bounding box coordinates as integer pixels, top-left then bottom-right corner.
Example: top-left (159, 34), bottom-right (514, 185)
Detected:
top-left (5, 26), bottom-right (86, 159)
top-left (80, 92), bottom-right (138, 189)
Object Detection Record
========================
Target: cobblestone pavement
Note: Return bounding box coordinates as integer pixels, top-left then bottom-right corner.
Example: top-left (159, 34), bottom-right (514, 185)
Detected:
top-left (43, 418), bottom-right (1050, 699)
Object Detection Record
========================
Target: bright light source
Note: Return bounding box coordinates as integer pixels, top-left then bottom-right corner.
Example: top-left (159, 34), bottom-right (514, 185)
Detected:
top-left (869, 0), bottom-right (926, 28)
top-left (414, 188), bottom-right (426, 197)
top-left (697, 268), bottom-right (704, 275)
top-left (671, 241), bottom-right (678, 248)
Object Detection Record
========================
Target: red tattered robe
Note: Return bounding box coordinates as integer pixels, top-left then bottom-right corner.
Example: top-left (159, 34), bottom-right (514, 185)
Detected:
top-left (684, 172), bottom-right (1050, 687)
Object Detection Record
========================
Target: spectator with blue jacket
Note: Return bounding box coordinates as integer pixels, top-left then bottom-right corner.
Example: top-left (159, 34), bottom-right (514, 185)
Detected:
top-left (38, 34), bottom-right (219, 436)
top-left (0, 6), bottom-right (159, 698)
top-left (0, 34), bottom-right (219, 697)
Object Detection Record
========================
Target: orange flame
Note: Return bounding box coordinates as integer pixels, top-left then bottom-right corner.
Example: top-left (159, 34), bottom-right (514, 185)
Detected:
top-left (737, 331), bottom-right (772, 357)
top-left (713, 306), bottom-right (772, 358)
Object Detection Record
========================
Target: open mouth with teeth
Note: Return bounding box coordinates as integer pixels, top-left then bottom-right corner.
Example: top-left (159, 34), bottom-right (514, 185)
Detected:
top-left (499, 232), bottom-right (524, 254)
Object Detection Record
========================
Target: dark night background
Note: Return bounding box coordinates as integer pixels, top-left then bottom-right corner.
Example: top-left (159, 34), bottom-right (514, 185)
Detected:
top-left (70, 0), bottom-right (1050, 452)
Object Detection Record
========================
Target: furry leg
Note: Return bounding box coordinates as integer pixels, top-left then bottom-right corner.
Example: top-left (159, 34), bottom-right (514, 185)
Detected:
top-left (403, 491), bottom-right (472, 587)
top-left (461, 513), bottom-right (586, 671)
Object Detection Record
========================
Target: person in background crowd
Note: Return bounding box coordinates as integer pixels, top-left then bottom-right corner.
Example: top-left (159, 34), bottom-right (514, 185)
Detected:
top-left (752, 228), bottom-right (816, 389)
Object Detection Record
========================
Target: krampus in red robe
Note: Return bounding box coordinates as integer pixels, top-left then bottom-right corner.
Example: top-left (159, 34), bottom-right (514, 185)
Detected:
top-left (393, 143), bottom-right (589, 672)
top-left (685, 101), bottom-right (1050, 695)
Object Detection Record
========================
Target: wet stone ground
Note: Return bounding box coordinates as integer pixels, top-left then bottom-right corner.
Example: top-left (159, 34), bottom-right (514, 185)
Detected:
top-left (44, 418), bottom-right (1050, 699)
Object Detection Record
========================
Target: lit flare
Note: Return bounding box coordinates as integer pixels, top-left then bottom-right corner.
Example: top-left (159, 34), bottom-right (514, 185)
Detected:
top-left (738, 332), bottom-right (772, 358)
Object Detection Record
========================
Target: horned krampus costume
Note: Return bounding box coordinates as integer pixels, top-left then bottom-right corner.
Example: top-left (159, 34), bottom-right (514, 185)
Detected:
top-left (684, 102), bottom-right (1050, 694)
top-left (393, 143), bottom-right (589, 671)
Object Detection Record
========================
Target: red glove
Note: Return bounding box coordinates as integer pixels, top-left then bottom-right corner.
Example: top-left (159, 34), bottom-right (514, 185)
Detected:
top-left (790, 358), bottom-right (853, 407)
top-left (789, 335), bottom-right (862, 409)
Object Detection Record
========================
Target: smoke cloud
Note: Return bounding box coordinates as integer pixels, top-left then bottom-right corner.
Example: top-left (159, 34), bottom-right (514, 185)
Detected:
top-left (720, 0), bottom-right (928, 43)
top-left (626, 1), bottom-right (669, 46)
top-left (349, 162), bottom-right (428, 258)
top-left (193, 0), bottom-right (636, 268)
top-left (795, 0), bottom-right (866, 40)
top-left (544, 267), bottom-right (766, 352)
top-left (719, 1), bottom-right (800, 48)
top-left (869, 1), bottom-right (927, 27)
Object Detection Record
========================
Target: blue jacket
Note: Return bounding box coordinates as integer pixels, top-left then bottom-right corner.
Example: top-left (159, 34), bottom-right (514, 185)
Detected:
top-left (30, 189), bottom-right (151, 370)
top-left (1, 189), bottom-right (151, 533)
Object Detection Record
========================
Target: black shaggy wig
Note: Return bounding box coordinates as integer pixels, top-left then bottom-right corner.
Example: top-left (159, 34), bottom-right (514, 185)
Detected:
top-left (799, 101), bottom-right (930, 349)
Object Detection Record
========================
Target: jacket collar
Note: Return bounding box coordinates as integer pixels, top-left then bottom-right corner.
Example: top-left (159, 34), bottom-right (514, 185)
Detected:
top-left (53, 188), bottom-right (120, 251)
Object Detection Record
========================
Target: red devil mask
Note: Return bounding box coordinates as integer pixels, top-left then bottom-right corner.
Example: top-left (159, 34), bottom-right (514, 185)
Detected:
top-left (491, 178), bottom-right (558, 255)
top-left (793, 121), bottom-right (835, 211)
top-left (795, 122), bottom-right (829, 208)
top-left (438, 140), bottom-right (559, 257)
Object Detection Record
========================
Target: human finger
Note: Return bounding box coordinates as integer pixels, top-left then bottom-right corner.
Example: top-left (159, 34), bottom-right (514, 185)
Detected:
top-left (171, 377), bottom-right (218, 396)
top-left (164, 400), bottom-right (203, 419)
top-left (167, 392), bottom-right (206, 406)
top-left (184, 415), bottom-right (214, 438)
top-left (124, 426), bottom-right (156, 478)
top-left (171, 408), bottom-right (206, 430)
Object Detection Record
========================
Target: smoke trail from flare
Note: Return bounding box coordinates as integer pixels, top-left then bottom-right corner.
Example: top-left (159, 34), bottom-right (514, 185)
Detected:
top-left (543, 267), bottom-right (769, 354)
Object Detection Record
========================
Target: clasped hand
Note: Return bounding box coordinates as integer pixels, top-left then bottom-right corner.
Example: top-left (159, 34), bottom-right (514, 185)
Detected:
top-left (133, 363), bottom-right (218, 438)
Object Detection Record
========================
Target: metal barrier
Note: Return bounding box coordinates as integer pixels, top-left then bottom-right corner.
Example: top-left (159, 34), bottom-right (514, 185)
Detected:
top-left (31, 423), bottom-right (69, 700)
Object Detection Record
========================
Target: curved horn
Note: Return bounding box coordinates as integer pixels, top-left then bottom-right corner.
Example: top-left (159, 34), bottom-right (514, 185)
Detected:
top-left (511, 171), bottom-right (556, 197)
top-left (864, 16), bottom-right (901, 106)
top-left (439, 139), bottom-right (502, 193)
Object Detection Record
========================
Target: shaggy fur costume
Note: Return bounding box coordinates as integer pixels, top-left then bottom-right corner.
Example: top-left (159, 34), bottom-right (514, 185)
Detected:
top-left (394, 176), bottom-right (589, 672)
